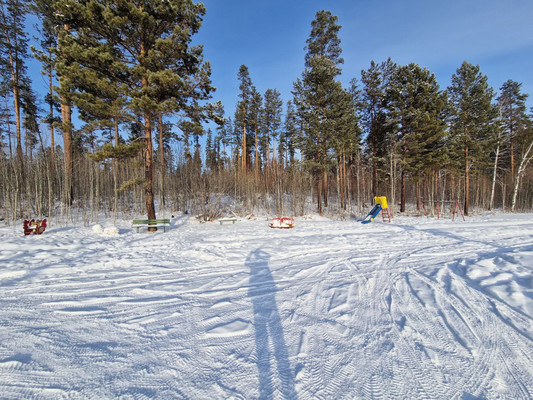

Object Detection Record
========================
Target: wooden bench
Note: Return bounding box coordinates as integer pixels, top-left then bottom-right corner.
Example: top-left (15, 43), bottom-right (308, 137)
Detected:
top-left (132, 219), bottom-right (171, 232)
top-left (218, 217), bottom-right (237, 225)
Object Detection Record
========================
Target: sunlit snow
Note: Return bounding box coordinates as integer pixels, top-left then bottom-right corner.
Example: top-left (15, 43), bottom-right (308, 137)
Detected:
top-left (1, 213), bottom-right (532, 399)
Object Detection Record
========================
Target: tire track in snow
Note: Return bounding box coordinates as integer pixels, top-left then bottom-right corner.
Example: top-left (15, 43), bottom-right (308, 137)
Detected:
top-left (373, 254), bottom-right (445, 400)
top-left (289, 240), bottom-right (448, 399)
top-left (393, 269), bottom-right (487, 398)
top-left (410, 265), bottom-right (532, 399)
top-left (2, 216), bottom-right (532, 398)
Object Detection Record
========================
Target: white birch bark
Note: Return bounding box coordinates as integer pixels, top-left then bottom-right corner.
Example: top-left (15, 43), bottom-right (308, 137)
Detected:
top-left (511, 139), bottom-right (533, 211)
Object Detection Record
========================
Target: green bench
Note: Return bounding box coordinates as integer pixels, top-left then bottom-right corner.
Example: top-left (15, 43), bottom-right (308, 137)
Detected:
top-left (218, 217), bottom-right (237, 225)
top-left (132, 219), bottom-right (171, 232)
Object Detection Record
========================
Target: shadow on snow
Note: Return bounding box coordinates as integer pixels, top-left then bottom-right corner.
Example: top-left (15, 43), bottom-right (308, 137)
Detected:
top-left (246, 249), bottom-right (297, 399)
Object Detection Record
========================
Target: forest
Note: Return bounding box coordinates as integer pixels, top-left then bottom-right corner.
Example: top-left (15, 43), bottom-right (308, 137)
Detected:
top-left (1, 0), bottom-right (532, 226)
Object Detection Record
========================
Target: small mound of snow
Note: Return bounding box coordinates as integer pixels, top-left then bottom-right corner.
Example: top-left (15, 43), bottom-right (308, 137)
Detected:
top-left (103, 226), bottom-right (119, 236)
top-left (92, 224), bottom-right (104, 234)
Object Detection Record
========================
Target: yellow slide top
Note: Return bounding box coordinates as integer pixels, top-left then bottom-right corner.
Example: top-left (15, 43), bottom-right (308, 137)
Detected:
top-left (374, 196), bottom-right (388, 209)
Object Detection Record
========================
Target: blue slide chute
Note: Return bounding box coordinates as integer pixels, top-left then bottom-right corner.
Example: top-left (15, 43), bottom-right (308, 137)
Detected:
top-left (361, 204), bottom-right (382, 224)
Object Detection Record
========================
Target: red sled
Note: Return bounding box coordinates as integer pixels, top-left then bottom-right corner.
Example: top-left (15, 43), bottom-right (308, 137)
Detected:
top-left (23, 219), bottom-right (47, 235)
top-left (269, 217), bottom-right (294, 229)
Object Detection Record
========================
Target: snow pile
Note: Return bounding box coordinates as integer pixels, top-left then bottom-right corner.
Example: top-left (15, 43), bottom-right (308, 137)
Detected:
top-left (103, 226), bottom-right (119, 236)
top-left (92, 224), bottom-right (119, 236)
top-left (91, 224), bottom-right (104, 234)
top-left (0, 213), bottom-right (532, 399)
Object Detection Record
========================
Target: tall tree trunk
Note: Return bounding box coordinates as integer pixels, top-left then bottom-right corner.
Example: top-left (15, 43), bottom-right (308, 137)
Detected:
top-left (48, 65), bottom-right (55, 173)
top-left (317, 172), bottom-right (322, 215)
top-left (139, 35), bottom-right (156, 225)
top-left (464, 145), bottom-right (470, 216)
top-left (59, 24), bottom-right (73, 209)
top-left (113, 119), bottom-right (119, 222)
top-left (322, 133), bottom-right (328, 209)
top-left (336, 162), bottom-right (340, 212)
top-left (400, 133), bottom-right (407, 212)
top-left (158, 113), bottom-right (165, 210)
top-left (4, 29), bottom-right (24, 172)
top-left (489, 135), bottom-right (501, 210)
top-left (434, 168), bottom-right (439, 204)
top-left (340, 151), bottom-right (346, 210)
top-left (60, 91), bottom-right (73, 207)
top-left (416, 176), bottom-right (420, 211)
top-left (241, 111), bottom-right (247, 171)
top-left (12, 86), bottom-right (23, 165)
top-left (144, 112), bottom-right (156, 224)
top-left (3, 97), bottom-right (13, 158)
top-left (389, 146), bottom-right (396, 213)
top-left (323, 168), bottom-right (328, 208)
top-left (400, 167), bottom-right (406, 213)
top-left (272, 139), bottom-right (276, 171)
top-left (399, 138), bottom-right (406, 213)
top-left (356, 150), bottom-right (361, 209)
top-left (509, 107), bottom-right (515, 179)
top-left (372, 143), bottom-right (377, 199)
top-left (254, 126), bottom-right (259, 181)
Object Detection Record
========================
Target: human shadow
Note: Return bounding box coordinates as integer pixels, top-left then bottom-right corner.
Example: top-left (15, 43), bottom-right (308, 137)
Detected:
top-left (246, 249), bottom-right (297, 399)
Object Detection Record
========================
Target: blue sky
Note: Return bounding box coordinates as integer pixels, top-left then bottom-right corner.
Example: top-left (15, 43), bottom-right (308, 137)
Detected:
top-left (194, 0), bottom-right (533, 117)
top-left (24, 0), bottom-right (533, 144)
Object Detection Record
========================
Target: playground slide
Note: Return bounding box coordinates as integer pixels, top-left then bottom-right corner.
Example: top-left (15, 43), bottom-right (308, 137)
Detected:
top-left (361, 204), bottom-right (382, 224)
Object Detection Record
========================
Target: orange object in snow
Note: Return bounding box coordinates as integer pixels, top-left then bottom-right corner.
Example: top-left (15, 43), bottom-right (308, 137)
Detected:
top-left (269, 217), bottom-right (294, 229)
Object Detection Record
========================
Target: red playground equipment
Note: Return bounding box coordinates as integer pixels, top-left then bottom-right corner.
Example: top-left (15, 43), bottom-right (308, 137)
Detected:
top-left (420, 200), bottom-right (465, 221)
top-left (269, 217), bottom-right (294, 229)
top-left (23, 219), bottom-right (47, 235)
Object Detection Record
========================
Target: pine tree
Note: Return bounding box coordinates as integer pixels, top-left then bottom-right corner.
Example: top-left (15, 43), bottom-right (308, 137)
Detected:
top-left (235, 65), bottom-right (253, 171)
top-left (448, 61), bottom-right (498, 215)
top-left (293, 55), bottom-right (346, 213)
top-left (224, 117), bottom-right (238, 164)
top-left (305, 10), bottom-right (343, 71)
top-left (20, 79), bottom-right (39, 156)
top-left (497, 80), bottom-right (529, 179)
top-left (281, 101), bottom-right (298, 167)
top-left (0, 91), bottom-right (12, 155)
top-left (293, 10), bottom-right (347, 214)
top-left (0, 0), bottom-right (32, 168)
top-left (205, 129), bottom-right (217, 170)
top-left (248, 87), bottom-right (262, 176)
top-left (53, 0), bottom-right (214, 224)
top-left (387, 63), bottom-right (447, 211)
top-left (31, 0), bottom-right (60, 171)
top-left (261, 88), bottom-right (283, 167)
top-left (33, 0), bottom-right (77, 207)
top-left (360, 59), bottom-right (396, 199)
top-left (495, 83), bottom-right (532, 211)
top-left (330, 83), bottom-right (359, 211)
top-left (214, 107), bottom-right (229, 168)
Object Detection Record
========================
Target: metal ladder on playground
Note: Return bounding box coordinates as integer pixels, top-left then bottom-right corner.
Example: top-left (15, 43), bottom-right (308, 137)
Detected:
top-left (380, 205), bottom-right (392, 223)
top-left (375, 196), bottom-right (392, 223)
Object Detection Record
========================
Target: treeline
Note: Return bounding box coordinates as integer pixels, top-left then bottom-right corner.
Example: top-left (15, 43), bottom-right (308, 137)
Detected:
top-left (1, 2), bottom-right (532, 226)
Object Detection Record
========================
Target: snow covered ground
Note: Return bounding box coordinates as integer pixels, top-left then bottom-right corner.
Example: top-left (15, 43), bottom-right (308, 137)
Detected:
top-left (0, 212), bottom-right (532, 399)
